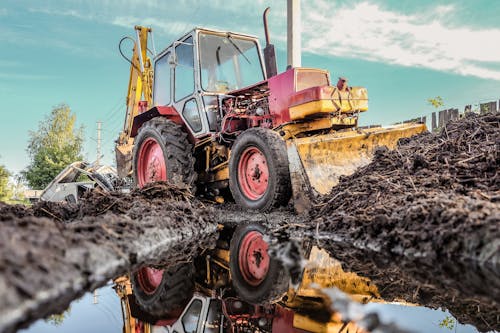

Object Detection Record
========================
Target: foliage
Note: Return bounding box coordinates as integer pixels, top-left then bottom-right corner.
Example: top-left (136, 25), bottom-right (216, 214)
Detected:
top-left (45, 307), bottom-right (71, 326)
top-left (0, 163), bottom-right (12, 202)
top-left (427, 96), bottom-right (444, 109)
top-left (438, 315), bottom-right (456, 331)
top-left (22, 104), bottom-right (84, 189)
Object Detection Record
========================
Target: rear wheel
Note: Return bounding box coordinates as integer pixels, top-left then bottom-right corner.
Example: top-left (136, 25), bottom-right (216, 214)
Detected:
top-left (131, 263), bottom-right (195, 318)
top-left (133, 117), bottom-right (196, 189)
top-left (229, 223), bottom-right (289, 304)
top-left (229, 128), bottom-right (291, 211)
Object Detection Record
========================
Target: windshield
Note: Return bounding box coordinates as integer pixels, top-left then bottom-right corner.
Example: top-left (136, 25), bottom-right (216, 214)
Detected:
top-left (199, 33), bottom-right (264, 92)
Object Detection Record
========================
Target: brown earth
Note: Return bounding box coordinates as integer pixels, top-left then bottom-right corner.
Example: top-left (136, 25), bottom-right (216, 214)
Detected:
top-left (310, 112), bottom-right (499, 264)
top-left (0, 183), bottom-right (218, 333)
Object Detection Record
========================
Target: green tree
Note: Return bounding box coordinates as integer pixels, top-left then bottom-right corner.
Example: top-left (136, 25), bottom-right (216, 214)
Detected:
top-left (0, 163), bottom-right (12, 202)
top-left (22, 104), bottom-right (84, 189)
top-left (427, 96), bottom-right (444, 109)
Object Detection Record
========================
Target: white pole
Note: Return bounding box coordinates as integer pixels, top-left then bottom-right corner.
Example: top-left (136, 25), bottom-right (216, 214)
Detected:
top-left (287, 0), bottom-right (301, 68)
top-left (97, 121), bottom-right (102, 166)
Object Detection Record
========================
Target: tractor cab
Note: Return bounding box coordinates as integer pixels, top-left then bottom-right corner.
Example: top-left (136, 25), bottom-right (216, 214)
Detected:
top-left (152, 29), bottom-right (266, 137)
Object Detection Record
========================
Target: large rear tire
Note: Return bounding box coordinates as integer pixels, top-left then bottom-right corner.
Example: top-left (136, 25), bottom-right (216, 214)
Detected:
top-left (229, 128), bottom-right (291, 212)
top-left (229, 223), bottom-right (289, 304)
top-left (131, 263), bottom-right (195, 318)
top-left (133, 117), bottom-right (196, 190)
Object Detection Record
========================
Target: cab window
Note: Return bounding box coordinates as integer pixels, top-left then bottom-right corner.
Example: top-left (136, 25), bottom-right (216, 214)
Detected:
top-left (182, 98), bottom-right (202, 132)
top-left (153, 51), bottom-right (171, 106)
top-left (182, 299), bottom-right (202, 333)
top-left (175, 36), bottom-right (195, 101)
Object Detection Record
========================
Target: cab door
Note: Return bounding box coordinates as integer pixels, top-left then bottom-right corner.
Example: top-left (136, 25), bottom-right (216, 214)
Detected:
top-left (173, 35), bottom-right (206, 137)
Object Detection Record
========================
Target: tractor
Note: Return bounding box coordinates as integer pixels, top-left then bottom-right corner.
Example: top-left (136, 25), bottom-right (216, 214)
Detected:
top-left (114, 9), bottom-right (426, 213)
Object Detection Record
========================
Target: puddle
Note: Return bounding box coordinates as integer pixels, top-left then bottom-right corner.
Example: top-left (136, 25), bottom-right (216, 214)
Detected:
top-left (19, 244), bottom-right (497, 333)
top-left (18, 284), bottom-right (122, 333)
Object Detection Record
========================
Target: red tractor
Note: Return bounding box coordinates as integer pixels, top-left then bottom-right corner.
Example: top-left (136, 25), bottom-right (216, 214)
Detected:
top-left (115, 11), bottom-right (425, 213)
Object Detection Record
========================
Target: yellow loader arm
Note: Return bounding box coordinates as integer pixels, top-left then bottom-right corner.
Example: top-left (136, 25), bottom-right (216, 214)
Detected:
top-left (116, 26), bottom-right (154, 178)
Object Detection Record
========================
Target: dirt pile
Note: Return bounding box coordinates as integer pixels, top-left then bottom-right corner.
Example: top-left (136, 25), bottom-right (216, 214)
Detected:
top-left (311, 112), bottom-right (499, 263)
top-left (0, 183), bottom-right (218, 333)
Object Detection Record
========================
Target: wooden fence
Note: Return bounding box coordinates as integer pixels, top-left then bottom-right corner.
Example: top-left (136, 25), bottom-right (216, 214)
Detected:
top-left (400, 99), bottom-right (499, 132)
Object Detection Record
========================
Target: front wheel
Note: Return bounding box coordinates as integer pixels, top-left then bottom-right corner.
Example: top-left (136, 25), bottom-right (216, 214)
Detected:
top-left (229, 223), bottom-right (289, 304)
top-left (229, 128), bottom-right (291, 212)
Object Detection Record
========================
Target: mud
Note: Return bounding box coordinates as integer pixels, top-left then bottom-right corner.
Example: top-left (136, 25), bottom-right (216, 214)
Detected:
top-left (311, 112), bottom-right (500, 264)
top-left (318, 240), bottom-right (500, 332)
top-left (0, 183), bottom-right (218, 333)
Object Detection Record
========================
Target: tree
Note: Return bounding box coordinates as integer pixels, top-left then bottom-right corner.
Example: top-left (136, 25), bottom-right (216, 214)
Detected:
top-left (427, 96), bottom-right (444, 109)
top-left (22, 104), bottom-right (84, 189)
top-left (0, 163), bottom-right (12, 202)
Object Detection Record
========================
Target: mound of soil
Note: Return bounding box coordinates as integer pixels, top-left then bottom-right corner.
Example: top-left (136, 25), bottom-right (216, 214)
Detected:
top-left (311, 112), bottom-right (499, 263)
top-left (0, 183), bottom-right (218, 333)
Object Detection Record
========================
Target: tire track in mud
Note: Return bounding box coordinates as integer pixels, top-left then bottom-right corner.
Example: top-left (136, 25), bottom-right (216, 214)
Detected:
top-left (0, 184), bottom-right (218, 333)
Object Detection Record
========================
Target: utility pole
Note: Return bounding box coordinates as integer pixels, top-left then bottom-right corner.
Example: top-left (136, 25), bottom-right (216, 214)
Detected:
top-left (93, 289), bottom-right (99, 304)
top-left (287, 0), bottom-right (301, 68)
top-left (96, 121), bottom-right (102, 166)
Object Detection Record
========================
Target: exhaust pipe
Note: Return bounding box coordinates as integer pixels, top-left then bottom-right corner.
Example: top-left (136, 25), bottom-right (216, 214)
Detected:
top-left (287, 0), bottom-right (301, 69)
top-left (263, 7), bottom-right (278, 78)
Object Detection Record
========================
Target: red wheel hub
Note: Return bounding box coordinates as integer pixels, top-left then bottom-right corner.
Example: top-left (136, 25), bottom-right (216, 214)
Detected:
top-left (137, 137), bottom-right (167, 187)
top-left (238, 231), bottom-right (270, 286)
top-left (136, 267), bottom-right (164, 295)
top-left (237, 147), bottom-right (269, 200)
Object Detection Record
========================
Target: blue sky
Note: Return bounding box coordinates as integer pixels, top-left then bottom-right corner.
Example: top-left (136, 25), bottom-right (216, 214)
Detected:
top-left (0, 0), bottom-right (499, 175)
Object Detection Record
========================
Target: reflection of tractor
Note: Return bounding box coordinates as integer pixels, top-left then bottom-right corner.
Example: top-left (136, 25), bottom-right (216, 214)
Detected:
top-left (129, 223), bottom-right (291, 321)
top-left (115, 8), bottom-right (425, 212)
top-left (115, 245), bottom-right (377, 333)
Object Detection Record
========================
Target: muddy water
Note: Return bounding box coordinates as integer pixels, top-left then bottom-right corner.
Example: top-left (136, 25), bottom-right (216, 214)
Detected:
top-left (19, 242), bottom-right (498, 333)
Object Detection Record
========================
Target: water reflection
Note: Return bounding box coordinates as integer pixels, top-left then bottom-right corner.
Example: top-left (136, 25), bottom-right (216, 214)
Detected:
top-left (17, 239), bottom-right (497, 333)
top-left (115, 246), bottom-right (493, 333)
top-left (19, 284), bottom-right (121, 333)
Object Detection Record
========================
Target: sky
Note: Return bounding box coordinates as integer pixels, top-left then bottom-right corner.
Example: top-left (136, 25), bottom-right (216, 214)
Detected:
top-left (0, 0), bottom-right (499, 175)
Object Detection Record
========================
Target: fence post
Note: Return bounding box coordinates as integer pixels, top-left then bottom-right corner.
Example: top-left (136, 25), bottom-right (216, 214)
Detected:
top-left (438, 110), bottom-right (446, 128)
top-left (431, 112), bottom-right (437, 131)
top-left (490, 101), bottom-right (497, 113)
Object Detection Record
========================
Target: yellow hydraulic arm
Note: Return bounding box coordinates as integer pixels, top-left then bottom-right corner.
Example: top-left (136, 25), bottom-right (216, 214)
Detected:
top-left (116, 26), bottom-right (154, 178)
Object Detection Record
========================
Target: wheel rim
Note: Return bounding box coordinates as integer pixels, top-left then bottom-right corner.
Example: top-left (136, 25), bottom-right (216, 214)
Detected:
top-left (137, 137), bottom-right (167, 187)
top-left (136, 267), bottom-right (164, 295)
top-left (237, 147), bottom-right (269, 200)
top-left (238, 230), bottom-right (270, 286)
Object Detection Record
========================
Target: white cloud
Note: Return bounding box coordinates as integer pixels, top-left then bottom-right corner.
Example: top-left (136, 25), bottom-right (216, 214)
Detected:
top-left (302, 1), bottom-right (500, 81)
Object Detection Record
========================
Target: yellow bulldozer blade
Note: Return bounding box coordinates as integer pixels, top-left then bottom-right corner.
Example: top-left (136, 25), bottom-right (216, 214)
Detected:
top-left (287, 123), bottom-right (426, 212)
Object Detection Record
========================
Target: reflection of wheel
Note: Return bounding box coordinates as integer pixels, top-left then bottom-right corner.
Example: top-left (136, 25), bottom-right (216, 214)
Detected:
top-left (229, 128), bottom-right (291, 211)
top-left (131, 263), bottom-right (195, 318)
top-left (133, 117), bottom-right (196, 189)
top-left (229, 223), bottom-right (289, 304)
